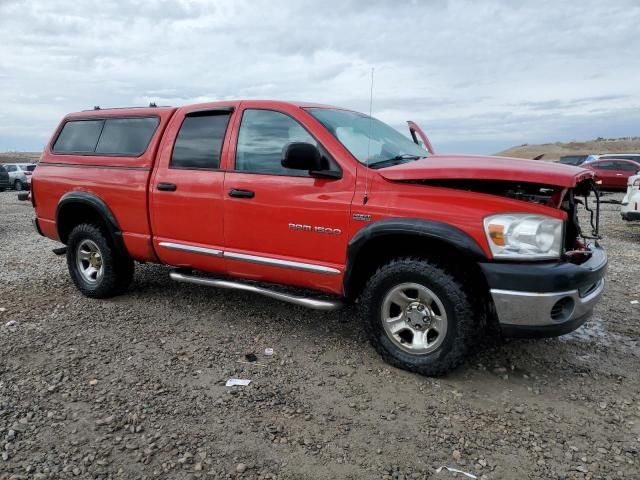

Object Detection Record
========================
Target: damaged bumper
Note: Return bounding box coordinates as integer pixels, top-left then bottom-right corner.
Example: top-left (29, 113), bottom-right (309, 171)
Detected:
top-left (479, 245), bottom-right (607, 337)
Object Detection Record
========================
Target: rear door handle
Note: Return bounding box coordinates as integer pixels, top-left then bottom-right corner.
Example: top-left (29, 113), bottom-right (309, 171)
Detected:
top-left (228, 188), bottom-right (255, 199)
top-left (157, 182), bottom-right (177, 191)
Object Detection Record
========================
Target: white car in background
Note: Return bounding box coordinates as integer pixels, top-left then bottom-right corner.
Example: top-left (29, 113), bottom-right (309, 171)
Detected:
top-left (621, 173), bottom-right (640, 221)
top-left (3, 163), bottom-right (36, 191)
top-left (586, 153), bottom-right (640, 164)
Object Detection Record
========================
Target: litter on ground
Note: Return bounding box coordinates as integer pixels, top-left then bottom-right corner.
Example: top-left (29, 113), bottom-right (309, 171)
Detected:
top-left (435, 466), bottom-right (477, 479)
top-left (225, 378), bottom-right (252, 387)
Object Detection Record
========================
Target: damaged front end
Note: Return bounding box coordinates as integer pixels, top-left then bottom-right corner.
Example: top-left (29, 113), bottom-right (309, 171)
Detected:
top-left (378, 155), bottom-right (607, 337)
top-left (415, 177), bottom-right (602, 262)
top-left (562, 178), bottom-right (602, 263)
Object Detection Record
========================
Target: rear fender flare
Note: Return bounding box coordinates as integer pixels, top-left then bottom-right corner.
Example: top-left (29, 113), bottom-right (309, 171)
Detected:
top-left (56, 192), bottom-right (127, 256)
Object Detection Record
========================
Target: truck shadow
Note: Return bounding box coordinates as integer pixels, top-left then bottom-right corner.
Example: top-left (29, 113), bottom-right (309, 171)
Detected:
top-left (124, 263), bottom-right (611, 381)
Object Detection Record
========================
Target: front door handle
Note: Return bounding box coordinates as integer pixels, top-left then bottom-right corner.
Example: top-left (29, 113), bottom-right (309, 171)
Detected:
top-left (228, 188), bottom-right (255, 199)
top-left (157, 182), bottom-right (177, 191)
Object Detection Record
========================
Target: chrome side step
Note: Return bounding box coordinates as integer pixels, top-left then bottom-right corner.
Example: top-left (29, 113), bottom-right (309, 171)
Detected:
top-left (169, 271), bottom-right (343, 311)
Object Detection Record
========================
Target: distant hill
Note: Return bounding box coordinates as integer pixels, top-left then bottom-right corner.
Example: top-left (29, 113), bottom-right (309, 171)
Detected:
top-left (0, 152), bottom-right (41, 164)
top-left (495, 137), bottom-right (640, 161)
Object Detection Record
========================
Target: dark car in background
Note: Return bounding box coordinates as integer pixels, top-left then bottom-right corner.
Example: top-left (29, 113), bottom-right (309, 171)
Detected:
top-left (0, 165), bottom-right (10, 191)
top-left (559, 155), bottom-right (589, 166)
top-left (584, 159), bottom-right (640, 189)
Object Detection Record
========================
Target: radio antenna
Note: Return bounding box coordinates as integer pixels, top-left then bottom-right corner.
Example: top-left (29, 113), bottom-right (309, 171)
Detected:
top-left (364, 67), bottom-right (374, 205)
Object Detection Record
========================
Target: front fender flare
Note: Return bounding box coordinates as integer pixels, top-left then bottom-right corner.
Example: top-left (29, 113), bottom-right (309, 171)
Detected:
top-left (343, 218), bottom-right (487, 298)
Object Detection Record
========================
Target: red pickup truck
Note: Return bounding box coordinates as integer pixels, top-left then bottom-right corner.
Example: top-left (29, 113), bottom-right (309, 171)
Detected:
top-left (27, 100), bottom-right (607, 375)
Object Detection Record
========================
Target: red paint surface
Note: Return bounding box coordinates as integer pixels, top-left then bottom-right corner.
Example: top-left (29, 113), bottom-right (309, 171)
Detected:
top-left (379, 154), bottom-right (594, 187)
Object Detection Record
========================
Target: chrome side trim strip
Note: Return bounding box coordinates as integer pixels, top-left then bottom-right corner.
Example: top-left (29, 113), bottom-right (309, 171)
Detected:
top-left (490, 288), bottom-right (578, 298)
top-left (170, 271), bottom-right (343, 311)
top-left (224, 251), bottom-right (341, 275)
top-left (158, 242), bottom-right (340, 275)
top-left (158, 242), bottom-right (223, 257)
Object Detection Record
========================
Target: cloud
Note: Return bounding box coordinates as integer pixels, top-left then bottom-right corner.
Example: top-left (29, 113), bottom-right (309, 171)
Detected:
top-left (0, 0), bottom-right (639, 153)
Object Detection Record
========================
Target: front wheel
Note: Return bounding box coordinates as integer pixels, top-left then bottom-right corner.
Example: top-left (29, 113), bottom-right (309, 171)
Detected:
top-left (66, 223), bottom-right (134, 298)
top-left (14, 180), bottom-right (23, 191)
top-left (360, 257), bottom-right (480, 376)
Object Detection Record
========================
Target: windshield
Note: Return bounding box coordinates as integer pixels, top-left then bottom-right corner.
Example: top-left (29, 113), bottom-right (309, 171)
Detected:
top-left (306, 108), bottom-right (428, 167)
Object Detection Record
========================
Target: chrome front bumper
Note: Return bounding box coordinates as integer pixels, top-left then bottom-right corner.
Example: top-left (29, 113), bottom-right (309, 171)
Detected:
top-left (480, 245), bottom-right (608, 338)
top-left (491, 278), bottom-right (605, 334)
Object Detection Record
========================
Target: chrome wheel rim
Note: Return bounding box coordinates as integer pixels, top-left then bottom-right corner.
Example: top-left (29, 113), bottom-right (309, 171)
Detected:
top-left (381, 282), bottom-right (448, 355)
top-left (76, 239), bottom-right (104, 284)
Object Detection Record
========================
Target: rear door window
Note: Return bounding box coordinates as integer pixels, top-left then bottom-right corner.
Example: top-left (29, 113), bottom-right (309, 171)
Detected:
top-left (53, 120), bottom-right (104, 153)
top-left (95, 118), bottom-right (159, 155)
top-left (616, 161), bottom-right (639, 172)
top-left (170, 111), bottom-right (232, 170)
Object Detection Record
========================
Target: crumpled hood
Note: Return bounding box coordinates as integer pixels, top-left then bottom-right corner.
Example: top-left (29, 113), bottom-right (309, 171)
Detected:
top-left (378, 154), bottom-right (594, 188)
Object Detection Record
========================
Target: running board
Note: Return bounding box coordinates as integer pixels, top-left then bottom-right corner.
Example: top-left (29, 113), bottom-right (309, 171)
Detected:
top-left (169, 271), bottom-right (343, 311)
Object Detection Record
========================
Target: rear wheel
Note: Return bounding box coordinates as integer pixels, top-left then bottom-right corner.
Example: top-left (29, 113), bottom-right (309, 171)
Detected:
top-left (360, 257), bottom-right (479, 376)
top-left (14, 180), bottom-right (23, 191)
top-left (66, 223), bottom-right (134, 298)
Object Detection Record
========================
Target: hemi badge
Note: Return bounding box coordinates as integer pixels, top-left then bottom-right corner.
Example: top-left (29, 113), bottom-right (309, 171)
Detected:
top-left (352, 213), bottom-right (371, 222)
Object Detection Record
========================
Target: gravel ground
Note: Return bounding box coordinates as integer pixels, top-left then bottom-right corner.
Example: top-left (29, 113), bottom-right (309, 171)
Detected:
top-left (0, 190), bottom-right (638, 480)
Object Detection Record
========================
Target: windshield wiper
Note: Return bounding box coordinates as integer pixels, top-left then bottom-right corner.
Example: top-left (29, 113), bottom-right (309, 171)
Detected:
top-left (369, 154), bottom-right (422, 169)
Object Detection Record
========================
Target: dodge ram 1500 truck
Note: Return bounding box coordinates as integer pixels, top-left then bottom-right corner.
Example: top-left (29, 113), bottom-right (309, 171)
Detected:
top-left (26, 100), bottom-right (607, 375)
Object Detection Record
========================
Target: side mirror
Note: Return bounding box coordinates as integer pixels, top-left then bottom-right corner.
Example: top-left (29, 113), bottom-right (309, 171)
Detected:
top-left (282, 142), bottom-right (341, 179)
top-left (282, 142), bottom-right (323, 170)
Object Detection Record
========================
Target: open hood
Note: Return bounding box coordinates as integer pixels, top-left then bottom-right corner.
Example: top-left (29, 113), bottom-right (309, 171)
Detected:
top-left (378, 154), bottom-right (594, 188)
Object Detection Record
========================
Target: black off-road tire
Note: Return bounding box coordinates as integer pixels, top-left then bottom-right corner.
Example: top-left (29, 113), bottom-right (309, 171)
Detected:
top-left (66, 223), bottom-right (134, 299)
top-left (360, 257), bottom-right (480, 376)
top-left (14, 180), bottom-right (24, 191)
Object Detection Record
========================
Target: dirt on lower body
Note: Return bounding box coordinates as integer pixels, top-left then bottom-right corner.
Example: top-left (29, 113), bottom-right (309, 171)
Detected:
top-left (0, 190), bottom-right (638, 479)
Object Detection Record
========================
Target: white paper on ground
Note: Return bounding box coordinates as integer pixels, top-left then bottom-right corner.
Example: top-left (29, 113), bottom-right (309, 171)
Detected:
top-left (264, 348), bottom-right (274, 356)
top-left (225, 378), bottom-right (251, 387)
top-left (435, 466), bottom-right (477, 479)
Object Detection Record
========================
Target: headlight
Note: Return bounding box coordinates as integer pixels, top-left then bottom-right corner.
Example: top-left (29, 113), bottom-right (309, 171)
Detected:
top-left (484, 214), bottom-right (563, 259)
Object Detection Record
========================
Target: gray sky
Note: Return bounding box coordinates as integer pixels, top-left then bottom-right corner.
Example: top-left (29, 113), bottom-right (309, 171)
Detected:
top-left (1, 0), bottom-right (639, 154)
